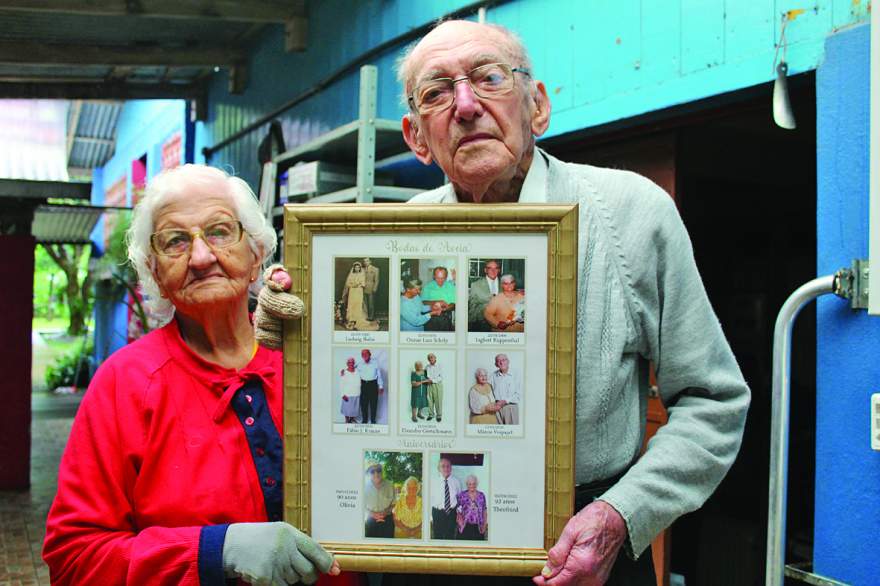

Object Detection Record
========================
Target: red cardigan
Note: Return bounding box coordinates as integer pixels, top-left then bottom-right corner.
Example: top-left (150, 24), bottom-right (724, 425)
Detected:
top-left (43, 320), bottom-right (361, 586)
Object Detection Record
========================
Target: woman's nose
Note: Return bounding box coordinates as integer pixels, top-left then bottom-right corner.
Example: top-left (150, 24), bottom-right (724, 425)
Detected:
top-left (188, 235), bottom-right (216, 267)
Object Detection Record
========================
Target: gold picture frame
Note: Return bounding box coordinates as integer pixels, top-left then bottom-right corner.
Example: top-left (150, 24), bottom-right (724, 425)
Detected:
top-left (282, 203), bottom-right (578, 576)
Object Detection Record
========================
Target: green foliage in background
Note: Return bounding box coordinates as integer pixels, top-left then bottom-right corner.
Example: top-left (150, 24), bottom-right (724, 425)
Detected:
top-left (45, 339), bottom-right (95, 390)
top-left (32, 245), bottom-right (78, 323)
top-left (364, 451), bottom-right (423, 487)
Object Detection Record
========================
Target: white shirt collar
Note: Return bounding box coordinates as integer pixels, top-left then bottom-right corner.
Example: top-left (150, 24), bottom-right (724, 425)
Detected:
top-left (518, 148), bottom-right (548, 203)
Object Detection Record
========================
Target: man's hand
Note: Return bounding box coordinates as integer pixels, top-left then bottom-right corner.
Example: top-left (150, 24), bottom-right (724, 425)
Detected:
top-left (255, 265), bottom-right (305, 350)
top-left (532, 500), bottom-right (627, 586)
top-left (378, 387), bottom-right (385, 395)
top-left (342, 395), bottom-right (349, 402)
top-left (222, 521), bottom-right (341, 585)
top-left (371, 512), bottom-right (386, 522)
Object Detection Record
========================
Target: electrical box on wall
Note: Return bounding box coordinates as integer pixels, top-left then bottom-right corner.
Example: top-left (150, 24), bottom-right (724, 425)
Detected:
top-left (872, 394), bottom-right (880, 451)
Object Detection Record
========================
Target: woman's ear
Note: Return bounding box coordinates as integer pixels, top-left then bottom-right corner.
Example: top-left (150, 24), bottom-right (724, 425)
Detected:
top-left (402, 114), bottom-right (433, 165)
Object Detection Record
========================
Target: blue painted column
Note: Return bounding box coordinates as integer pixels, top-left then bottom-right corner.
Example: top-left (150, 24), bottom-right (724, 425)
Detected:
top-left (815, 23), bottom-right (880, 585)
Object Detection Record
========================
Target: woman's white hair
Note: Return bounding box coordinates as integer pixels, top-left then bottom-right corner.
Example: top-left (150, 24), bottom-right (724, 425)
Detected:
top-left (126, 164), bottom-right (277, 324)
top-left (465, 474), bottom-right (479, 486)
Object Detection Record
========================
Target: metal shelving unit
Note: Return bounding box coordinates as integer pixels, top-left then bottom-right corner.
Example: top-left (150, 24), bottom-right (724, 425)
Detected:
top-left (262, 64), bottom-right (421, 219)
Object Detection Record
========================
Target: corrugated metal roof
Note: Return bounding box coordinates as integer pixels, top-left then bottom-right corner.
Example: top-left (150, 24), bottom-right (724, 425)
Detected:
top-left (32, 204), bottom-right (103, 244)
top-left (68, 101), bottom-right (122, 169)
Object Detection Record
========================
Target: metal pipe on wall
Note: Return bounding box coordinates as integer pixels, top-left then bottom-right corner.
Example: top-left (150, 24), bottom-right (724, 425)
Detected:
top-left (766, 275), bottom-right (836, 586)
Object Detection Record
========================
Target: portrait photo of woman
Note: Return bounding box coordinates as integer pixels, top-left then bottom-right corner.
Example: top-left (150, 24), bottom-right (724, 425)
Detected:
top-left (392, 476), bottom-right (423, 539)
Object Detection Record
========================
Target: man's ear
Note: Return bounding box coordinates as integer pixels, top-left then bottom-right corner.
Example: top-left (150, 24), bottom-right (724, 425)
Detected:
top-left (402, 114), bottom-right (434, 166)
top-left (530, 81), bottom-right (551, 138)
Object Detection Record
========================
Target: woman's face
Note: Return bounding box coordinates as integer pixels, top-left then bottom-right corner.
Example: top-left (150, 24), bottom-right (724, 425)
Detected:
top-left (415, 361), bottom-right (423, 371)
top-left (346, 358), bottom-right (356, 371)
top-left (467, 478), bottom-right (477, 491)
top-left (352, 263), bottom-right (362, 272)
top-left (150, 185), bottom-right (259, 315)
top-left (501, 278), bottom-right (516, 293)
top-left (406, 479), bottom-right (418, 495)
top-left (475, 370), bottom-right (487, 385)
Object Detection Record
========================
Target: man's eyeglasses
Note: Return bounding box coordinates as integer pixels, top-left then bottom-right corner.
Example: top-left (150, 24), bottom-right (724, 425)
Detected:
top-left (408, 62), bottom-right (531, 115)
top-left (150, 220), bottom-right (245, 258)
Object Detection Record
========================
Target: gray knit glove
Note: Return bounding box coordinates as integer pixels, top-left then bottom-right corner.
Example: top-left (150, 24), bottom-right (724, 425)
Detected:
top-left (222, 522), bottom-right (334, 585)
top-left (255, 264), bottom-right (305, 350)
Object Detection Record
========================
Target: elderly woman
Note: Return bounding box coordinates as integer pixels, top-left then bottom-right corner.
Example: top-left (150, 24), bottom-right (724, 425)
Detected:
top-left (392, 476), bottom-right (423, 539)
top-left (410, 361), bottom-right (430, 422)
top-left (340, 357), bottom-right (361, 424)
top-left (400, 278), bottom-right (439, 331)
top-left (42, 165), bottom-right (342, 586)
top-left (483, 273), bottom-right (525, 332)
top-left (468, 368), bottom-right (502, 424)
top-left (455, 475), bottom-right (488, 540)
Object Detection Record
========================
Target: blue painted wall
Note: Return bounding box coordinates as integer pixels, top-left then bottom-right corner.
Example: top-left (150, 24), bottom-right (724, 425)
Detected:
top-left (196, 0), bottom-right (869, 190)
top-left (815, 23), bottom-right (879, 585)
top-left (91, 99), bottom-right (186, 361)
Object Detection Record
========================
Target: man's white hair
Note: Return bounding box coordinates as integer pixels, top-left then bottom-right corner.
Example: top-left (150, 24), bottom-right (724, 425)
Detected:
top-left (395, 19), bottom-right (534, 110)
top-left (126, 164), bottom-right (277, 325)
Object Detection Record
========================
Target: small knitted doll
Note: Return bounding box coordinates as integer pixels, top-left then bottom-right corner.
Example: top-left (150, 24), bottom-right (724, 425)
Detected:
top-left (254, 264), bottom-right (304, 349)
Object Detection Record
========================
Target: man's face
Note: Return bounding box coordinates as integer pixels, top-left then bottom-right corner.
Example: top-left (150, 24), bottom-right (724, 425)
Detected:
top-left (370, 468), bottom-right (382, 487)
top-left (363, 258), bottom-right (371, 267)
top-left (495, 354), bottom-right (509, 373)
top-left (361, 349), bottom-right (371, 362)
top-left (428, 353), bottom-right (437, 365)
top-left (484, 261), bottom-right (500, 280)
top-left (401, 21), bottom-right (550, 198)
top-left (439, 458), bottom-right (452, 478)
top-left (433, 268), bottom-right (447, 287)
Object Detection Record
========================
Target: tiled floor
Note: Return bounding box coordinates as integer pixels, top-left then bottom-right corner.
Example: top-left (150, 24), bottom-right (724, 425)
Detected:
top-left (0, 398), bottom-right (77, 586)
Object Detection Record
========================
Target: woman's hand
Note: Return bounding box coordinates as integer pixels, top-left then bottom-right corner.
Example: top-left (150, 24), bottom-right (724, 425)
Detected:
top-left (223, 521), bottom-right (340, 585)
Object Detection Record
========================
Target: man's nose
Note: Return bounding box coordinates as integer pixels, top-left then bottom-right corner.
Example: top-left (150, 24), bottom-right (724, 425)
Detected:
top-left (452, 80), bottom-right (483, 121)
top-left (188, 235), bottom-right (216, 268)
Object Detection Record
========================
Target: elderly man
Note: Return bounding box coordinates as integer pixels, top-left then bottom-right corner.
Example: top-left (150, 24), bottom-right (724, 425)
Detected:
top-left (468, 259), bottom-right (501, 331)
top-left (420, 266), bottom-right (456, 331)
top-left (257, 17), bottom-right (749, 586)
top-left (397, 19), bottom-right (750, 586)
top-left (489, 353), bottom-right (521, 425)
top-left (364, 461), bottom-right (395, 538)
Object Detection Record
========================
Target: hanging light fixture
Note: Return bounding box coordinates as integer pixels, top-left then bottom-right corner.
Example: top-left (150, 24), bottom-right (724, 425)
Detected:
top-left (772, 10), bottom-right (804, 130)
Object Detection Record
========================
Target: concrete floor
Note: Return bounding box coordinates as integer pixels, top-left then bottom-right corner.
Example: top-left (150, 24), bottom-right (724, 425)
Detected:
top-left (0, 331), bottom-right (81, 586)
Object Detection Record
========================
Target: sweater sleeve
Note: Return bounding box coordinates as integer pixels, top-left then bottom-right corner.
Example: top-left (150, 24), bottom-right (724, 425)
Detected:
top-left (596, 174), bottom-right (751, 557)
top-left (42, 361), bottom-right (227, 585)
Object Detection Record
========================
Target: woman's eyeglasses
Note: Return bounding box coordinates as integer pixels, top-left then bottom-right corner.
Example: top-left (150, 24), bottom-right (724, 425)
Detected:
top-left (150, 220), bottom-right (245, 258)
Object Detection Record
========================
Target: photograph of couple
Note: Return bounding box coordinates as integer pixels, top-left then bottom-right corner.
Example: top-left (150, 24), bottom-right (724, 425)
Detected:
top-left (466, 351), bottom-right (523, 427)
top-left (333, 348), bottom-right (388, 426)
top-left (363, 451), bottom-right (423, 540)
top-left (334, 257), bottom-right (389, 332)
top-left (467, 258), bottom-right (526, 333)
top-left (429, 453), bottom-right (490, 541)
top-left (398, 349), bottom-right (455, 435)
top-left (399, 257), bottom-right (457, 332)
